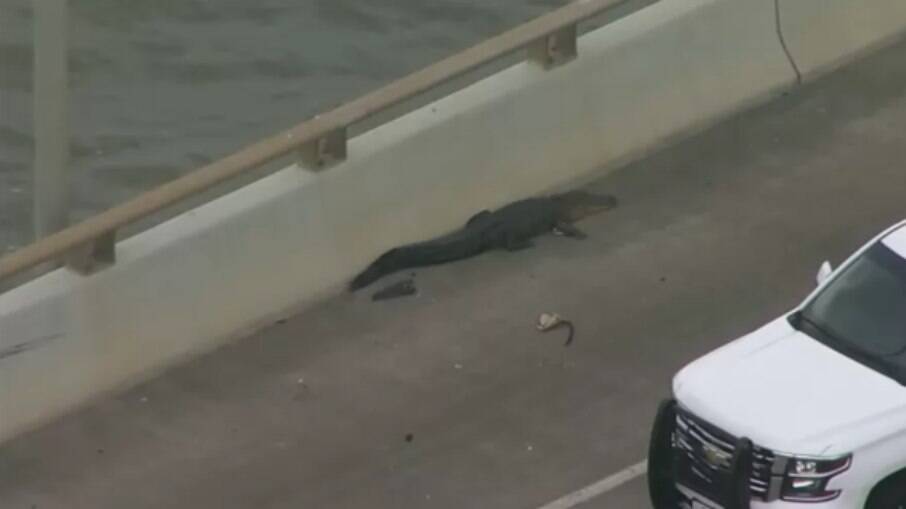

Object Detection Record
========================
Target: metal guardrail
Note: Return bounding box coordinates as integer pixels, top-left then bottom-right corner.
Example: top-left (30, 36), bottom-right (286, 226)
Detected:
top-left (0, 0), bottom-right (634, 283)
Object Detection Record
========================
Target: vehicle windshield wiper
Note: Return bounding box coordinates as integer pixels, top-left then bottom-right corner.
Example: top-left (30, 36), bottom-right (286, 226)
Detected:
top-left (791, 310), bottom-right (906, 385)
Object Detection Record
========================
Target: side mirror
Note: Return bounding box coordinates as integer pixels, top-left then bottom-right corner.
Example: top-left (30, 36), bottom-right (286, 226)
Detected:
top-left (816, 261), bottom-right (833, 286)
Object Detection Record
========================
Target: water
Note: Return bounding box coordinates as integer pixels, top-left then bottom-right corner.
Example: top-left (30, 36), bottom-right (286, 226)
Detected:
top-left (0, 0), bottom-right (569, 253)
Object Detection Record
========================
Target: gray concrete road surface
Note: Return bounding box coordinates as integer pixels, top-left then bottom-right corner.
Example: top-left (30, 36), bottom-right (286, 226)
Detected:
top-left (4, 35), bottom-right (906, 509)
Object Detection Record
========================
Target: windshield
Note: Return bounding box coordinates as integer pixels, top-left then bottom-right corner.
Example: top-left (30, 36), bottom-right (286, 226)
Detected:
top-left (799, 241), bottom-right (906, 381)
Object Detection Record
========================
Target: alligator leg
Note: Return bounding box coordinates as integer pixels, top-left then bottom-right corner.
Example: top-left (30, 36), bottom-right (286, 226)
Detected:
top-left (553, 222), bottom-right (587, 240)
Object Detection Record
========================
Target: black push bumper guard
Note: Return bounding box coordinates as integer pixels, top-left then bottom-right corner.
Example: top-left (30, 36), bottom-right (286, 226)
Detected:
top-left (648, 398), bottom-right (753, 509)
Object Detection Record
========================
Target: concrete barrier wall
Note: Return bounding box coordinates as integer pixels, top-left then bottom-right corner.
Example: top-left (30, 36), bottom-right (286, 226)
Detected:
top-left (778, 0), bottom-right (906, 80)
top-left (0, 0), bottom-right (845, 443)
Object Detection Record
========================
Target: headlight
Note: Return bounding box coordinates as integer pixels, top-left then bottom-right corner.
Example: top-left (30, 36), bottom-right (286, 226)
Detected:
top-left (781, 454), bottom-right (852, 502)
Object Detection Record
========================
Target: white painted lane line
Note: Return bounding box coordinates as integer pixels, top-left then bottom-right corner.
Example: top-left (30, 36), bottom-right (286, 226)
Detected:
top-left (536, 460), bottom-right (648, 509)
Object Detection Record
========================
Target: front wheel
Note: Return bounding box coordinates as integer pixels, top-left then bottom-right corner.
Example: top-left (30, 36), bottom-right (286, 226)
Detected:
top-left (648, 399), bottom-right (679, 509)
top-left (866, 470), bottom-right (906, 509)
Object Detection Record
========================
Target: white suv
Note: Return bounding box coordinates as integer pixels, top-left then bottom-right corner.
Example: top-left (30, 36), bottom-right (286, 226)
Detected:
top-left (647, 221), bottom-right (906, 508)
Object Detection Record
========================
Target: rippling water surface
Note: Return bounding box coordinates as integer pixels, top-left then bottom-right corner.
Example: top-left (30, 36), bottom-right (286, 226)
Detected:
top-left (0, 0), bottom-right (569, 252)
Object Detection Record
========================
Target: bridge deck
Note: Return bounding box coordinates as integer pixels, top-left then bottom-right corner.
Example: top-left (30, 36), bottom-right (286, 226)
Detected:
top-left (4, 37), bottom-right (906, 509)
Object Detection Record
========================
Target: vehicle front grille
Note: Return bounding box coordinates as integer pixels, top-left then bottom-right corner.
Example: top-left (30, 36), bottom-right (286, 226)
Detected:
top-left (674, 407), bottom-right (775, 502)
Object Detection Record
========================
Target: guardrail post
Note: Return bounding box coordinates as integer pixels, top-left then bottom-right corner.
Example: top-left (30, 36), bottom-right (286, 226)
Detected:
top-left (298, 128), bottom-right (347, 170)
top-left (33, 0), bottom-right (71, 239)
top-left (66, 231), bottom-right (116, 275)
top-left (529, 24), bottom-right (578, 69)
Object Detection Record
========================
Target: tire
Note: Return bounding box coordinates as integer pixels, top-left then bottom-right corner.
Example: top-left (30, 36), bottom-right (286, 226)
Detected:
top-left (648, 399), bottom-right (680, 509)
top-left (866, 470), bottom-right (906, 509)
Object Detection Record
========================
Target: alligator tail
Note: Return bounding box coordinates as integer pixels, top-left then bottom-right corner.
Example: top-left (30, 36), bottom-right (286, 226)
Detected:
top-left (349, 232), bottom-right (483, 291)
top-left (349, 249), bottom-right (398, 291)
top-left (349, 265), bottom-right (383, 291)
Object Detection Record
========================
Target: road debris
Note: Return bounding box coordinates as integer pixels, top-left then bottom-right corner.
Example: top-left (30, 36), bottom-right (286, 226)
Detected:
top-left (536, 312), bottom-right (575, 346)
top-left (372, 278), bottom-right (417, 301)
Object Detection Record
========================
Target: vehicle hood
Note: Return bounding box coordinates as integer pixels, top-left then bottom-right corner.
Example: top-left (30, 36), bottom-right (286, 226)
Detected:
top-left (674, 315), bottom-right (906, 456)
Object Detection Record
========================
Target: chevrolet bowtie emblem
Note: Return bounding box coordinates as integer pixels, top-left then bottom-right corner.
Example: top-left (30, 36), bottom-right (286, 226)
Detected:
top-left (702, 442), bottom-right (732, 468)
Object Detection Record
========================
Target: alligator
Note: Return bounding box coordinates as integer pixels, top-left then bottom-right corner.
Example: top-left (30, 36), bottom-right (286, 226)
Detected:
top-left (349, 191), bottom-right (618, 291)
